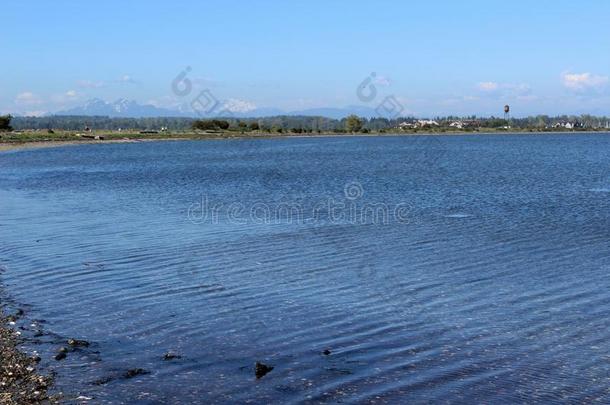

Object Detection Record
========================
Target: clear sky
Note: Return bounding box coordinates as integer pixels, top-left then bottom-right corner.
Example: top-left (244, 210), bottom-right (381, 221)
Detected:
top-left (2, 0), bottom-right (610, 117)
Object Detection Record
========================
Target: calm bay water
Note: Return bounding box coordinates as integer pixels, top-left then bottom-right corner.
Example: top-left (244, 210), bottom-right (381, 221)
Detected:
top-left (1, 134), bottom-right (609, 403)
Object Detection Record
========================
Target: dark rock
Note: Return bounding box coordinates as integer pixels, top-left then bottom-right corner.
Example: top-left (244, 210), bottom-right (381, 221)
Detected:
top-left (68, 338), bottom-right (90, 347)
top-left (32, 355), bottom-right (42, 363)
top-left (255, 362), bottom-right (274, 379)
top-left (6, 309), bottom-right (25, 323)
top-left (323, 349), bottom-right (331, 356)
top-left (92, 376), bottom-right (114, 386)
top-left (58, 347), bottom-right (68, 353)
top-left (123, 368), bottom-right (149, 379)
top-left (163, 352), bottom-right (181, 361)
top-left (54, 352), bottom-right (67, 361)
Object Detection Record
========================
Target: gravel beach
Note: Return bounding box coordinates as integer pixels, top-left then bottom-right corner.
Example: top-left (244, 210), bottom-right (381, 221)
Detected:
top-left (0, 309), bottom-right (56, 404)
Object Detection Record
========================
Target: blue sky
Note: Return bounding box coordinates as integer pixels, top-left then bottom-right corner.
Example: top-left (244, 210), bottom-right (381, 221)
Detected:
top-left (2, 0), bottom-right (610, 117)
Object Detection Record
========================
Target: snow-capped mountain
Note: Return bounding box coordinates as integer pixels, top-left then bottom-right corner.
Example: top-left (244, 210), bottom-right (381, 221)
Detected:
top-left (55, 99), bottom-right (382, 119)
top-left (56, 98), bottom-right (183, 118)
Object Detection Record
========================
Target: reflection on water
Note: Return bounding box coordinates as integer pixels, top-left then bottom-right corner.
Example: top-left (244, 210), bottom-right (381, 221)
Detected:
top-left (0, 134), bottom-right (609, 403)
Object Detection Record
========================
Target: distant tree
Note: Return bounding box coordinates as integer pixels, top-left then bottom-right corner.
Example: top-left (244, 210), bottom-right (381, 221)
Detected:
top-left (345, 115), bottom-right (363, 133)
top-left (212, 120), bottom-right (230, 130)
top-left (486, 118), bottom-right (509, 128)
top-left (192, 120), bottom-right (216, 130)
top-left (192, 119), bottom-right (230, 131)
top-left (8, 113), bottom-right (610, 133)
top-left (535, 116), bottom-right (548, 129)
top-left (249, 122), bottom-right (260, 131)
top-left (0, 115), bottom-right (13, 131)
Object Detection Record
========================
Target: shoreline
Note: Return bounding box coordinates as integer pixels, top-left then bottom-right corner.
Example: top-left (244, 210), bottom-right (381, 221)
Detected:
top-left (0, 137), bottom-right (190, 153)
top-left (1, 130), bottom-right (609, 153)
top-left (0, 308), bottom-right (56, 404)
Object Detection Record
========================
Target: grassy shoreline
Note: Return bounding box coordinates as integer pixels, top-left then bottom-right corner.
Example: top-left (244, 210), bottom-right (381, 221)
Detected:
top-left (1, 129), bottom-right (609, 153)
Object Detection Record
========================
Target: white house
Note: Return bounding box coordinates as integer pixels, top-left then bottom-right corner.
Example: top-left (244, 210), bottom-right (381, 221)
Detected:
top-left (399, 121), bottom-right (418, 129)
top-left (450, 121), bottom-right (465, 129)
top-left (449, 120), bottom-right (480, 129)
top-left (553, 122), bottom-right (579, 129)
top-left (417, 119), bottom-right (439, 127)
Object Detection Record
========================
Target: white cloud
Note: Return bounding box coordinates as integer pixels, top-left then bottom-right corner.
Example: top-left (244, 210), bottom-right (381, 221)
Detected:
top-left (117, 75), bottom-right (137, 84)
top-left (222, 98), bottom-right (257, 113)
top-left (562, 72), bottom-right (608, 91)
top-left (373, 75), bottom-right (391, 86)
top-left (476, 82), bottom-right (531, 97)
top-left (49, 90), bottom-right (81, 106)
top-left (440, 95), bottom-right (479, 106)
top-left (78, 76), bottom-right (137, 88)
top-left (15, 92), bottom-right (43, 106)
top-left (77, 80), bottom-right (105, 89)
top-left (477, 82), bottom-right (499, 92)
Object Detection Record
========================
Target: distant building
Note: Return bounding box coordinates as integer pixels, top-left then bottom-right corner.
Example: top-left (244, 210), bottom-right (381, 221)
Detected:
top-left (449, 120), bottom-right (480, 129)
top-left (417, 119), bottom-right (439, 127)
top-left (553, 121), bottom-right (582, 129)
top-left (399, 121), bottom-right (418, 129)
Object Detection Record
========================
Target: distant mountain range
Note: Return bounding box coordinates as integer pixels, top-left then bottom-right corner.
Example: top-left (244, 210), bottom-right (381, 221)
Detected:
top-left (54, 98), bottom-right (382, 119)
top-left (55, 98), bottom-right (181, 118)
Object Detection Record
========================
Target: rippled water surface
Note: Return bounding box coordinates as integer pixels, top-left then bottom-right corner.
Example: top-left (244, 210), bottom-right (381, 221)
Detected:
top-left (1, 134), bottom-right (609, 403)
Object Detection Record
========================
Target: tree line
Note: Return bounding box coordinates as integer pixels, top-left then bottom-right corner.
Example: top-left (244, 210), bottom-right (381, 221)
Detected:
top-left (8, 114), bottom-right (610, 132)
top-left (0, 115), bottom-right (12, 131)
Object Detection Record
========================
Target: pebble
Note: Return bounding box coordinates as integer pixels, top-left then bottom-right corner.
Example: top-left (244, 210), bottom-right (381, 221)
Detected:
top-left (1, 314), bottom-right (55, 402)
